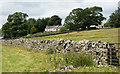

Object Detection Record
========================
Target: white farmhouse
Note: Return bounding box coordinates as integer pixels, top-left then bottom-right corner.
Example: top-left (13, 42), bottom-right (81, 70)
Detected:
top-left (45, 25), bottom-right (62, 32)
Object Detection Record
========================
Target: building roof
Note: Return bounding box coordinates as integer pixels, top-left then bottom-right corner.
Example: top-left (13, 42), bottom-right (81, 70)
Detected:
top-left (90, 25), bottom-right (96, 27)
top-left (45, 25), bottom-right (62, 29)
top-left (101, 22), bottom-right (106, 25)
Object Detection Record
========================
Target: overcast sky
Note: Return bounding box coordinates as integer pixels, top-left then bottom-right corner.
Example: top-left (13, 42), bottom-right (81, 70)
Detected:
top-left (0, 0), bottom-right (119, 29)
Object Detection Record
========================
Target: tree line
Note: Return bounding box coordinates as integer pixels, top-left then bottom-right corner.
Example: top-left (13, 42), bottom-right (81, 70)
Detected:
top-left (2, 12), bottom-right (62, 38)
top-left (105, 8), bottom-right (120, 28)
top-left (2, 6), bottom-right (120, 39)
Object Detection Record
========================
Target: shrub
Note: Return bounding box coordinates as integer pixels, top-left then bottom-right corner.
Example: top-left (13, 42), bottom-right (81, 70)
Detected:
top-left (104, 23), bottom-right (110, 27)
top-left (46, 49), bottom-right (94, 68)
top-left (49, 49), bottom-right (94, 68)
top-left (64, 52), bottom-right (94, 67)
top-left (46, 48), bottom-right (56, 54)
top-left (60, 26), bottom-right (67, 32)
top-left (30, 26), bottom-right (36, 34)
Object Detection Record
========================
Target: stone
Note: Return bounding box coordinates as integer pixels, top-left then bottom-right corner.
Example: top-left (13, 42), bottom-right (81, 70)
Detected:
top-left (67, 65), bottom-right (73, 69)
top-left (99, 43), bottom-right (103, 48)
top-left (98, 40), bottom-right (101, 43)
top-left (74, 49), bottom-right (79, 52)
top-left (26, 34), bottom-right (31, 37)
top-left (60, 65), bottom-right (66, 70)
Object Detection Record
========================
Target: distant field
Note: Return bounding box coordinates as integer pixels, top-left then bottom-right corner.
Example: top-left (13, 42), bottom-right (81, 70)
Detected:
top-left (28, 28), bottom-right (119, 43)
top-left (2, 45), bottom-right (119, 72)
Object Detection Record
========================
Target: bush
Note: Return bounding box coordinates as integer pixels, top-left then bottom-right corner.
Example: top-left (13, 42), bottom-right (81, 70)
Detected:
top-left (64, 52), bottom-right (94, 67)
top-left (60, 26), bottom-right (67, 32)
top-left (104, 23), bottom-right (110, 27)
top-left (47, 51), bottom-right (94, 68)
top-left (30, 26), bottom-right (36, 34)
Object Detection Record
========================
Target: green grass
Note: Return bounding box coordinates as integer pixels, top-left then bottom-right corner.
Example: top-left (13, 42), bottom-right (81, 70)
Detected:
top-left (2, 44), bottom-right (119, 72)
top-left (63, 53), bottom-right (94, 67)
top-left (28, 28), bottom-right (119, 43)
top-left (24, 31), bottom-right (59, 38)
top-left (2, 45), bottom-right (55, 72)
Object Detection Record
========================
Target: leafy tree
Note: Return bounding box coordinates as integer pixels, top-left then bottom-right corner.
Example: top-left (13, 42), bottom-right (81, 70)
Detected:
top-left (19, 23), bottom-right (28, 36)
top-left (27, 18), bottom-right (36, 33)
top-left (2, 22), bottom-right (11, 38)
top-left (35, 18), bottom-right (49, 32)
top-left (63, 6), bottom-right (105, 31)
top-left (107, 8), bottom-right (120, 28)
top-left (81, 6), bottom-right (106, 30)
top-left (60, 26), bottom-right (68, 32)
top-left (48, 15), bottom-right (62, 26)
top-left (30, 26), bottom-right (36, 34)
top-left (64, 8), bottom-right (83, 30)
top-left (2, 12), bottom-right (28, 38)
top-left (44, 17), bottom-right (50, 26)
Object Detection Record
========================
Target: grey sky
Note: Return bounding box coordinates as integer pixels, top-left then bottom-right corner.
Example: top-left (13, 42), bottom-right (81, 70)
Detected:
top-left (0, 0), bottom-right (119, 29)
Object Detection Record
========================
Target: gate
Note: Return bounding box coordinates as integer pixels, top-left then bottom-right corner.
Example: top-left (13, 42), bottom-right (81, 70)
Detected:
top-left (107, 43), bottom-right (120, 67)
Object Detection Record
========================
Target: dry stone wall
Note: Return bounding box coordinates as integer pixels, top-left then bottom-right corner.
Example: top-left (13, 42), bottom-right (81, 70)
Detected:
top-left (0, 38), bottom-right (115, 66)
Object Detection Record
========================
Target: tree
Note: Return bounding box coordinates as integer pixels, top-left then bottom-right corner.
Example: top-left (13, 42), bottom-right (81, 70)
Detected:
top-left (44, 17), bottom-right (50, 26)
top-left (63, 6), bottom-right (106, 31)
top-left (35, 18), bottom-right (50, 32)
top-left (64, 8), bottom-right (83, 30)
top-left (60, 26), bottom-right (68, 32)
top-left (2, 22), bottom-right (11, 38)
top-left (27, 18), bottom-right (36, 33)
top-left (48, 15), bottom-right (62, 26)
top-left (81, 6), bottom-right (106, 30)
top-left (2, 12), bottom-right (28, 38)
top-left (30, 26), bottom-right (36, 34)
top-left (19, 23), bottom-right (28, 36)
top-left (107, 8), bottom-right (120, 28)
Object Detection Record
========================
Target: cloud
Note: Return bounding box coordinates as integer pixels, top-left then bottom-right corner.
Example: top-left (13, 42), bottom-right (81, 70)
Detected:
top-left (119, 1), bottom-right (120, 8)
top-left (0, 0), bottom-right (84, 2)
top-left (0, 0), bottom-right (119, 29)
top-left (0, 0), bottom-right (119, 2)
top-left (13, 2), bottom-right (40, 7)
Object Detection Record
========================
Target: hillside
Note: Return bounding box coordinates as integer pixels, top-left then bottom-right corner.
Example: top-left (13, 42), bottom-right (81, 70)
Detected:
top-left (2, 28), bottom-right (120, 72)
top-left (28, 28), bottom-right (120, 43)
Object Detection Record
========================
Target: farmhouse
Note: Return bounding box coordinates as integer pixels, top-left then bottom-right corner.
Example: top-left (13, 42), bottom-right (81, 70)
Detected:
top-left (90, 23), bottom-right (106, 29)
top-left (45, 25), bottom-right (62, 32)
top-left (100, 22), bottom-right (106, 28)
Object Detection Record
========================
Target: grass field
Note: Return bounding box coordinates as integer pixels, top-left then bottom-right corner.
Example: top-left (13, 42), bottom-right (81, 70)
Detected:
top-left (2, 44), bottom-right (119, 72)
top-left (28, 28), bottom-right (119, 43)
